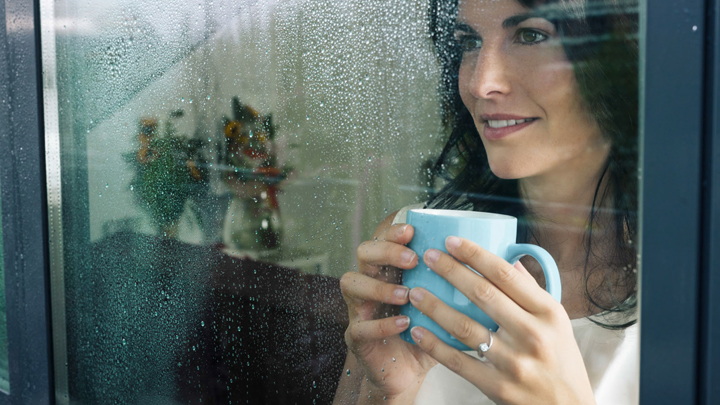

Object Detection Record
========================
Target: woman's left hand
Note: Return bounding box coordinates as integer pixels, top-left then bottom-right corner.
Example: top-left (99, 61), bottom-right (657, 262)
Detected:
top-left (408, 236), bottom-right (596, 405)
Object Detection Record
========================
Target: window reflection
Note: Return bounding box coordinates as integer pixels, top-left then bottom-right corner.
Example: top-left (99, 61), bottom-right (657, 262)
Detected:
top-left (53, 0), bottom-right (439, 403)
top-left (45, 0), bottom-right (639, 403)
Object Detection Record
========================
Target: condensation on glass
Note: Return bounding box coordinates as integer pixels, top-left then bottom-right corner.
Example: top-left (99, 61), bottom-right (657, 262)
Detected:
top-left (0, 177), bottom-right (8, 394)
top-left (40, 0), bottom-right (642, 403)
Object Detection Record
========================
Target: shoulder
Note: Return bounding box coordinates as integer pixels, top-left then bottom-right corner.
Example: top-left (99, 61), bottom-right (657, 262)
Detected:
top-left (572, 317), bottom-right (639, 405)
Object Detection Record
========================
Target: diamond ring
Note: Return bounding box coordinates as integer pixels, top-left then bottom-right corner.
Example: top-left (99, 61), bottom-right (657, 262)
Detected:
top-left (477, 329), bottom-right (494, 362)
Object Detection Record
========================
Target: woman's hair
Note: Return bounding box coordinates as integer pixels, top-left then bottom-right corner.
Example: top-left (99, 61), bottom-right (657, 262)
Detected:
top-left (426, 0), bottom-right (639, 328)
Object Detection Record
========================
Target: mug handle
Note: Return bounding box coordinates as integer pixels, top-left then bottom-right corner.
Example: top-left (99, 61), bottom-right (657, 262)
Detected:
top-left (505, 244), bottom-right (562, 303)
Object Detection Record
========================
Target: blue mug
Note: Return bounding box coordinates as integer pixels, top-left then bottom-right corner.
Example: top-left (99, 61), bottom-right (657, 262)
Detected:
top-left (400, 209), bottom-right (562, 350)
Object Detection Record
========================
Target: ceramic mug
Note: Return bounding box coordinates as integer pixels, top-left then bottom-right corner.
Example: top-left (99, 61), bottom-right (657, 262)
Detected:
top-left (400, 209), bottom-right (562, 351)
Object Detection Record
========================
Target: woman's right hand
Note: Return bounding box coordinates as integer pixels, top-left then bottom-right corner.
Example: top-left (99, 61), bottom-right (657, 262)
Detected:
top-left (339, 212), bottom-right (438, 403)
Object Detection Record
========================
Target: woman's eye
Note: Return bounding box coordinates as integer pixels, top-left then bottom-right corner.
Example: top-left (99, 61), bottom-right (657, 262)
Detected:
top-left (517, 29), bottom-right (547, 44)
top-left (455, 34), bottom-right (482, 52)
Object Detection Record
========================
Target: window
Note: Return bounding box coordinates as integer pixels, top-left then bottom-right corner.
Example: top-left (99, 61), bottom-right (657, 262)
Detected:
top-left (0, 0), bottom-right (713, 403)
top-left (0, 178), bottom-right (8, 393)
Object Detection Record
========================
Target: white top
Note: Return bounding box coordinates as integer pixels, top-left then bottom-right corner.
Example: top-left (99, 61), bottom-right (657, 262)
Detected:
top-left (393, 205), bottom-right (639, 405)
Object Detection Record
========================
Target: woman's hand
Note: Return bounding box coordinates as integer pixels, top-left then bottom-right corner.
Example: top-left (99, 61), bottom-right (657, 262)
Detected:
top-left (337, 213), bottom-right (437, 404)
top-left (408, 236), bottom-right (595, 405)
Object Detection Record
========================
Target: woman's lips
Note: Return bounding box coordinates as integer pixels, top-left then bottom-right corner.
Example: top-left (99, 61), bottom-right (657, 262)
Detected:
top-left (482, 118), bottom-right (537, 140)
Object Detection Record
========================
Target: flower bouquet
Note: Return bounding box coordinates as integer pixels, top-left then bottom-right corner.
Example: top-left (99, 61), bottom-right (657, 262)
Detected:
top-left (220, 98), bottom-right (290, 250)
top-left (124, 111), bottom-right (209, 238)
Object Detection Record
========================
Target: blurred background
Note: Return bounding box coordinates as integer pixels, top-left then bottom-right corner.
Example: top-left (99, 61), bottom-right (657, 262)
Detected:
top-left (58, 0), bottom-right (443, 270)
top-left (47, 0), bottom-right (446, 402)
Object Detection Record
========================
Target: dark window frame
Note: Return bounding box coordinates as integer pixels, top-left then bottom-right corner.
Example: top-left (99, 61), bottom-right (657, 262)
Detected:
top-left (700, 0), bottom-right (720, 404)
top-left (0, 0), bottom-right (54, 402)
top-left (638, 0), bottom-right (707, 403)
top-left (1, 0), bottom-right (718, 403)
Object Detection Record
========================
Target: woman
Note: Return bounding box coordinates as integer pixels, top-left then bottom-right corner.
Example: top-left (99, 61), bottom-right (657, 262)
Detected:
top-left (334, 0), bottom-right (638, 404)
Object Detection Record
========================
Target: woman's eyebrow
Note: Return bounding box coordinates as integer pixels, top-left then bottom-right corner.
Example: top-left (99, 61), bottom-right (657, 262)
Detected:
top-left (502, 13), bottom-right (539, 28)
top-left (453, 22), bottom-right (476, 34)
top-left (455, 14), bottom-right (547, 32)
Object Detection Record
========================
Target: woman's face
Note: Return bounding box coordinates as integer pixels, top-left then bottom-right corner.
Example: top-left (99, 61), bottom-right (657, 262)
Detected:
top-left (456, 0), bottom-right (608, 180)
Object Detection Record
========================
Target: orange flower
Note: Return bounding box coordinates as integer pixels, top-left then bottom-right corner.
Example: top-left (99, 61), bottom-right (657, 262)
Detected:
top-left (136, 118), bottom-right (157, 164)
top-left (224, 121), bottom-right (243, 139)
top-left (187, 159), bottom-right (202, 180)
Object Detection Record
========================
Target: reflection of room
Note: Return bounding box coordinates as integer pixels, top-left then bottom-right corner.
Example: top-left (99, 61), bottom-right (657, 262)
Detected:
top-left (82, 0), bottom-right (443, 277)
top-left (58, 0), bottom-right (445, 402)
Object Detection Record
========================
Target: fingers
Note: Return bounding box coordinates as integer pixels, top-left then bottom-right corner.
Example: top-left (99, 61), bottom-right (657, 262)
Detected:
top-left (340, 272), bottom-right (410, 310)
top-left (373, 219), bottom-right (416, 245)
top-left (357, 231), bottom-right (418, 276)
top-left (357, 214), bottom-right (416, 277)
top-left (513, 260), bottom-right (539, 285)
top-left (410, 326), bottom-right (507, 400)
top-left (408, 287), bottom-right (513, 362)
top-left (440, 237), bottom-right (558, 314)
top-left (421, 250), bottom-right (534, 334)
top-left (345, 316), bottom-right (410, 345)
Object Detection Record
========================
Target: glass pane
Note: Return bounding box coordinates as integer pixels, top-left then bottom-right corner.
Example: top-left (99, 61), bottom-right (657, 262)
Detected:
top-left (0, 177), bottom-right (8, 393)
top-left (43, 0), bottom-right (642, 403)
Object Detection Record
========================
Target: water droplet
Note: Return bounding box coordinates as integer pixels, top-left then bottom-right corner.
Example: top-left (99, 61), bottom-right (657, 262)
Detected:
top-left (392, 357), bottom-right (396, 362)
top-left (201, 321), bottom-right (205, 327)
top-left (346, 369), bottom-right (351, 376)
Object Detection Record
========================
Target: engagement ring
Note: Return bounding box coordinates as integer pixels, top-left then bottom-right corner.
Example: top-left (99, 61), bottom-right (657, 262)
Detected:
top-left (477, 329), bottom-right (494, 362)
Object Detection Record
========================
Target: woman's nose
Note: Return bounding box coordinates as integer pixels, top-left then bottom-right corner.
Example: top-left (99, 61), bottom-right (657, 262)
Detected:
top-left (467, 47), bottom-right (512, 99)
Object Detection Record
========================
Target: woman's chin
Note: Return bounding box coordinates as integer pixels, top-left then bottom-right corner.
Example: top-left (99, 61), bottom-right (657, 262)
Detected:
top-left (488, 162), bottom-right (530, 180)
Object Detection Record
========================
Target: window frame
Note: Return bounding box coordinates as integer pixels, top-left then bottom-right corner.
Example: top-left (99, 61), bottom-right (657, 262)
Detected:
top-left (700, 0), bottom-right (720, 404)
top-left (637, 0), bottom-right (708, 403)
top-left (1, 0), bottom-right (718, 403)
top-left (0, 0), bottom-right (54, 402)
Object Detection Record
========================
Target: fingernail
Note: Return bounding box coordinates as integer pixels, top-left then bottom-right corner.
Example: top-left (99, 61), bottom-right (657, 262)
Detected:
top-left (394, 287), bottom-right (409, 299)
top-left (446, 236), bottom-right (461, 249)
top-left (409, 288), bottom-right (424, 302)
top-left (425, 249), bottom-right (440, 263)
top-left (396, 224), bottom-right (408, 237)
top-left (395, 316), bottom-right (409, 328)
top-left (401, 250), bottom-right (416, 264)
top-left (411, 327), bottom-right (424, 341)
